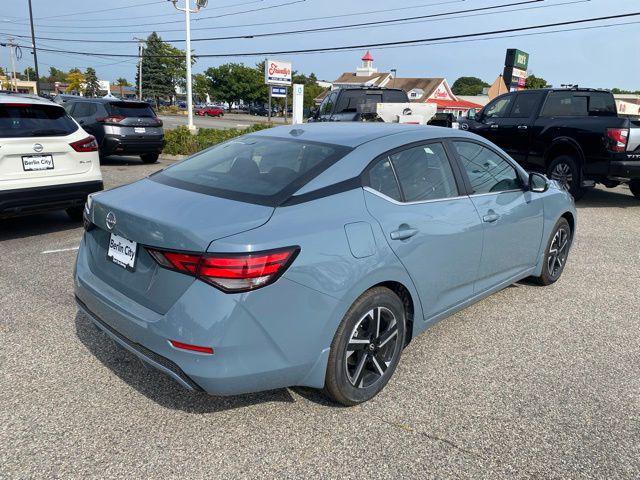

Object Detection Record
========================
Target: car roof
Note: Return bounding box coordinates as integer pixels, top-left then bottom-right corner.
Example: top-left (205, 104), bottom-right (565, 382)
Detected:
top-left (0, 93), bottom-right (60, 107)
top-left (250, 122), bottom-right (474, 148)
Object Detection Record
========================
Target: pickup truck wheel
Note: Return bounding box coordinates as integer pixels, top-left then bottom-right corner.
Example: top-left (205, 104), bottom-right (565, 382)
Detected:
top-left (548, 156), bottom-right (584, 200)
top-left (533, 217), bottom-right (572, 286)
top-left (630, 180), bottom-right (640, 199)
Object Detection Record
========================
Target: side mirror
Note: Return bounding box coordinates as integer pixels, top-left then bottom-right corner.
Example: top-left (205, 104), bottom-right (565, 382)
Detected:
top-left (467, 109), bottom-right (476, 120)
top-left (529, 172), bottom-right (549, 193)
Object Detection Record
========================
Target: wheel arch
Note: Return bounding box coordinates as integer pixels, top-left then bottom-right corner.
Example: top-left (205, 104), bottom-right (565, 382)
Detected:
top-left (561, 211), bottom-right (575, 235)
top-left (544, 138), bottom-right (585, 167)
top-left (374, 281), bottom-right (415, 346)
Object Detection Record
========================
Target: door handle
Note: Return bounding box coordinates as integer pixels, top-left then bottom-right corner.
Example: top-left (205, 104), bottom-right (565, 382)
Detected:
top-left (390, 228), bottom-right (419, 241)
top-left (483, 213), bottom-right (500, 223)
top-left (518, 125), bottom-right (528, 130)
top-left (489, 123), bottom-right (499, 129)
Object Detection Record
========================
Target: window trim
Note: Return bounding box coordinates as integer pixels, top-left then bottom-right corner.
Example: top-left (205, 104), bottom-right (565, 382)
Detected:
top-left (446, 138), bottom-right (527, 196)
top-left (362, 139), bottom-right (465, 204)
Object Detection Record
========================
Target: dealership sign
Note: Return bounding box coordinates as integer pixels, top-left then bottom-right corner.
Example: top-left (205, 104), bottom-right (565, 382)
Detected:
top-left (265, 59), bottom-right (292, 85)
top-left (271, 86), bottom-right (287, 98)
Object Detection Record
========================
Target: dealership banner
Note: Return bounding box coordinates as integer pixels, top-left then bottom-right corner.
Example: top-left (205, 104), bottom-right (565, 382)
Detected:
top-left (265, 59), bottom-right (292, 86)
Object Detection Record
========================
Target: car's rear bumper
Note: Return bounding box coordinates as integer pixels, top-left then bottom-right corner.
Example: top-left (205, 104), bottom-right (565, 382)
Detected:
top-left (0, 180), bottom-right (103, 218)
top-left (101, 135), bottom-right (165, 156)
top-left (609, 160), bottom-right (640, 180)
top-left (73, 237), bottom-right (339, 395)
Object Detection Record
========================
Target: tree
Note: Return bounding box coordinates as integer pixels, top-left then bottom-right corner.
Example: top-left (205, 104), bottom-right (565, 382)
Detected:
top-left (192, 73), bottom-right (210, 102)
top-left (66, 69), bottom-right (85, 94)
top-left (205, 63), bottom-right (264, 107)
top-left (292, 71), bottom-right (326, 110)
top-left (47, 67), bottom-right (67, 83)
top-left (525, 74), bottom-right (549, 89)
top-left (138, 32), bottom-right (188, 106)
top-left (115, 77), bottom-right (130, 98)
top-left (84, 67), bottom-right (100, 97)
top-left (451, 76), bottom-right (489, 95)
top-left (23, 67), bottom-right (36, 81)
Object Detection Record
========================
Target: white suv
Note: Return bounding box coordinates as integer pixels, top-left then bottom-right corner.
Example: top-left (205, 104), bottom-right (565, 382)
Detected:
top-left (0, 93), bottom-right (103, 221)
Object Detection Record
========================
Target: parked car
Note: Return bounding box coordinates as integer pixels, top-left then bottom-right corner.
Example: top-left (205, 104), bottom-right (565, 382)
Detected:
top-left (62, 98), bottom-right (164, 164)
top-left (0, 94), bottom-right (103, 220)
top-left (75, 123), bottom-right (575, 405)
top-left (195, 106), bottom-right (224, 117)
top-left (309, 87), bottom-right (436, 125)
top-left (249, 104), bottom-right (273, 117)
top-left (458, 88), bottom-right (640, 199)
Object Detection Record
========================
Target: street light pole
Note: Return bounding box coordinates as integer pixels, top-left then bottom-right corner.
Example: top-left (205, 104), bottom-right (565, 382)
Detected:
top-left (169, 0), bottom-right (207, 133)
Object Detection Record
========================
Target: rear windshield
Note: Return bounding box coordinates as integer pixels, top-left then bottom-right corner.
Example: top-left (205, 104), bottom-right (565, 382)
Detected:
top-left (154, 136), bottom-right (351, 205)
top-left (107, 102), bottom-right (155, 118)
top-left (540, 91), bottom-right (617, 117)
top-left (0, 103), bottom-right (78, 138)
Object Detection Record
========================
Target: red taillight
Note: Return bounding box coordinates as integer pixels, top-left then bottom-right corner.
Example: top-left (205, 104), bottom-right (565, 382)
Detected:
top-left (70, 135), bottom-right (99, 152)
top-left (606, 128), bottom-right (629, 153)
top-left (146, 246), bottom-right (299, 292)
top-left (169, 340), bottom-right (214, 355)
top-left (97, 115), bottom-right (125, 123)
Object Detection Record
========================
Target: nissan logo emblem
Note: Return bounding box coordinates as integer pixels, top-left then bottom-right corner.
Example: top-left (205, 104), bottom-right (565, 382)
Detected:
top-left (33, 143), bottom-right (44, 153)
top-left (106, 212), bottom-right (117, 230)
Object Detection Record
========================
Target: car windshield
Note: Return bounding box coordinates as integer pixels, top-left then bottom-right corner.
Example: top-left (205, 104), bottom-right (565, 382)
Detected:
top-left (107, 102), bottom-right (155, 118)
top-left (156, 136), bottom-right (350, 205)
top-left (0, 103), bottom-right (78, 138)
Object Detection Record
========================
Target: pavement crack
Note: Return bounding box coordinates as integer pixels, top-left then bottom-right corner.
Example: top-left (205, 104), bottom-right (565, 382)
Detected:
top-left (380, 418), bottom-right (483, 458)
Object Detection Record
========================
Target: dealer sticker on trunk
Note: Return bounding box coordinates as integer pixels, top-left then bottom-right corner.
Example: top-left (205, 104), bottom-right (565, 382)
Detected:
top-left (107, 233), bottom-right (137, 271)
top-left (22, 155), bottom-right (54, 171)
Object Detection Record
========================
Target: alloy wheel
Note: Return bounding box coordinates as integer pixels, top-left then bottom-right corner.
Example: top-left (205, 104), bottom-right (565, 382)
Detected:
top-left (551, 162), bottom-right (573, 191)
top-left (547, 227), bottom-right (570, 278)
top-left (345, 307), bottom-right (399, 389)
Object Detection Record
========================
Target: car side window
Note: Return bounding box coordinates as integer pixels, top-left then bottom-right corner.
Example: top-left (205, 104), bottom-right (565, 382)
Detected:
top-left (389, 143), bottom-right (458, 202)
top-left (453, 141), bottom-right (522, 194)
top-left (72, 102), bottom-right (97, 117)
top-left (483, 95), bottom-right (514, 119)
top-left (319, 91), bottom-right (337, 116)
top-left (509, 93), bottom-right (543, 118)
top-left (367, 158), bottom-right (402, 201)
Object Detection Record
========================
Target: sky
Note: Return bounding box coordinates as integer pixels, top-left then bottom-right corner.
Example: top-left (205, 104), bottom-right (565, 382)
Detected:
top-left (1, 0), bottom-right (639, 90)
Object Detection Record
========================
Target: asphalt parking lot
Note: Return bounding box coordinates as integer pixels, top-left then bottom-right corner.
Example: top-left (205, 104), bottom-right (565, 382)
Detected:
top-left (1, 157), bottom-right (639, 479)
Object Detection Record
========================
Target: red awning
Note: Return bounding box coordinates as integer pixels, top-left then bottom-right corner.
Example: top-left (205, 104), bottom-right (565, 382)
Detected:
top-left (426, 99), bottom-right (484, 110)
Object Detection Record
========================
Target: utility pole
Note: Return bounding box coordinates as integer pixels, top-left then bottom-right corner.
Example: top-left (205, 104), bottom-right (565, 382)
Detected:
top-left (27, 0), bottom-right (41, 95)
top-left (7, 37), bottom-right (18, 92)
top-left (169, 0), bottom-right (207, 133)
top-left (134, 37), bottom-right (144, 100)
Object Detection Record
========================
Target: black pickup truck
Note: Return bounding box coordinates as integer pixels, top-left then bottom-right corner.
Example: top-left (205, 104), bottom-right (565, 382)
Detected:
top-left (458, 88), bottom-right (640, 199)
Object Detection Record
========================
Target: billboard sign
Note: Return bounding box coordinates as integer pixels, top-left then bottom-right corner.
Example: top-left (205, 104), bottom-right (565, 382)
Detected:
top-left (505, 49), bottom-right (529, 70)
top-left (265, 59), bottom-right (292, 86)
top-left (271, 86), bottom-right (287, 98)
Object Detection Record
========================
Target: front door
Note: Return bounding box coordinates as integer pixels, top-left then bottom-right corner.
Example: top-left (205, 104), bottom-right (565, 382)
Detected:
top-left (450, 140), bottom-right (544, 292)
top-left (363, 142), bottom-right (484, 320)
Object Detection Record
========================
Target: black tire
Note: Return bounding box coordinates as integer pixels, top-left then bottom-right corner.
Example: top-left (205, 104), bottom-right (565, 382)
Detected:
top-left (66, 206), bottom-right (84, 222)
top-left (548, 155), bottom-right (585, 200)
top-left (533, 217), bottom-right (572, 286)
top-left (629, 179), bottom-right (640, 199)
top-left (324, 287), bottom-right (406, 406)
top-left (141, 153), bottom-right (159, 164)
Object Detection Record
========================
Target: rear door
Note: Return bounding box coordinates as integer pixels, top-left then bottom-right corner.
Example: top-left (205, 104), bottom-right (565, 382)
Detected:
top-left (497, 91), bottom-right (545, 165)
top-left (0, 102), bottom-right (91, 184)
top-left (450, 140), bottom-right (544, 292)
top-left (363, 141), bottom-right (484, 320)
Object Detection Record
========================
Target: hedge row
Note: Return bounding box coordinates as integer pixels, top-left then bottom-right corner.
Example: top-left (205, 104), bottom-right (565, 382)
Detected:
top-left (163, 124), bottom-right (271, 156)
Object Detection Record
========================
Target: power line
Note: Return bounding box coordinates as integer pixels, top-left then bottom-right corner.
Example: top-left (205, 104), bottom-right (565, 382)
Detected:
top-left (2, 0), bottom-right (552, 44)
top-left (6, 0), bottom-right (266, 24)
top-left (9, 0), bottom-right (307, 30)
top-left (0, 0), bottom-right (464, 35)
top-left (39, 0), bottom-right (166, 20)
top-left (11, 11), bottom-right (640, 58)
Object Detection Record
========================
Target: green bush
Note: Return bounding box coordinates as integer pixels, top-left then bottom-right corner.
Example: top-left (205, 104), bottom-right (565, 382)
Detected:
top-left (163, 124), bottom-right (271, 156)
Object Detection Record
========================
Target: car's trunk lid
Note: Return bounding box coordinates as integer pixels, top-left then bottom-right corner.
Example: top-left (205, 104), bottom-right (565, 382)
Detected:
top-left (86, 178), bottom-right (274, 313)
